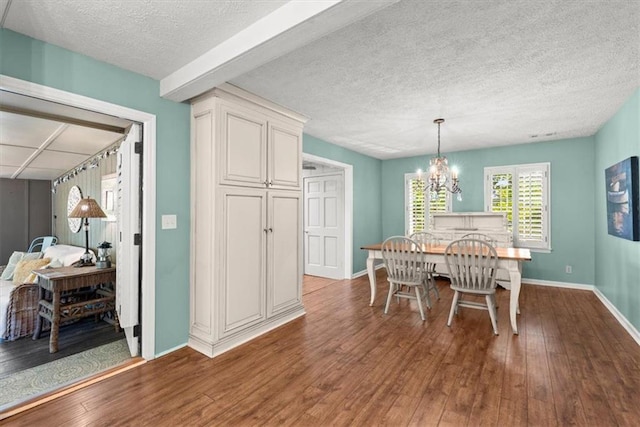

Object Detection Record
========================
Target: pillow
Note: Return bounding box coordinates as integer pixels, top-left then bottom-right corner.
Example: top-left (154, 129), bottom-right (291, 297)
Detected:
top-left (1, 251), bottom-right (43, 280)
top-left (46, 259), bottom-right (64, 269)
top-left (13, 258), bottom-right (51, 285)
top-left (43, 244), bottom-right (95, 267)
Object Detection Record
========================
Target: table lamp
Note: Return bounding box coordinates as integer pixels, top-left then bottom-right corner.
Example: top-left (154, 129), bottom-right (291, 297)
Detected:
top-left (68, 196), bottom-right (107, 267)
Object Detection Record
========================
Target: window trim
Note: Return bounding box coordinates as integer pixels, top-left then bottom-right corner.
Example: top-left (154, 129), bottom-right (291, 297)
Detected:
top-left (484, 162), bottom-right (551, 251)
top-left (405, 172), bottom-right (452, 235)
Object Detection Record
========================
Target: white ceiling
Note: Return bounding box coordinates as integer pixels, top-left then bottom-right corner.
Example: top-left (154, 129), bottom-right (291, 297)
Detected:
top-left (1, 0), bottom-right (638, 161)
top-left (0, 91), bottom-right (130, 180)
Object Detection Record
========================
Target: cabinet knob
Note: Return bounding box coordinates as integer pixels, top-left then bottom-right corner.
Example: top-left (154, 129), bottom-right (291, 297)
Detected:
top-left (264, 228), bottom-right (269, 233)
top-left (263, 180), bottom-right (268, 187)
top-left (269, 228), bottom-right (273, 233)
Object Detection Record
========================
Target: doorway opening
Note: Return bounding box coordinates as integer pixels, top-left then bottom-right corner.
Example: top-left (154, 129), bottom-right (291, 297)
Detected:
top-left (302, 154), bottom-right (353, 280)
top-left (0, 74), bottom-right (156, 411)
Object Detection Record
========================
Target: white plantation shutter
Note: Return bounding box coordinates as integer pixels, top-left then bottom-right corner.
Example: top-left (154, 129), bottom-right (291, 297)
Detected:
top-left (408, 176), bottom-right (426, 234)
top-left (485, 163), bottom-right (550, 250)
top-left (429, 186), bottom-right (449, 217)
top-left (117, 124), bottom-right (141, 357)
top-left (488, 172), bottom-right (514, 229)
top-left (405, 173), bottom-right (451, 235)
top-left (517, 167), bottom-right (546, 246)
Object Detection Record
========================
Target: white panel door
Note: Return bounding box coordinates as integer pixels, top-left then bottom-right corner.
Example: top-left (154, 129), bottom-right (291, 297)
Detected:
top-left (268, 191), bottom-right (302, 316)
top-left (303, 174), bottom-right (344, 279)
top-left (116, 123), bottom-right (141, 357)
top-left (219, 187), bottom-right (267, 336)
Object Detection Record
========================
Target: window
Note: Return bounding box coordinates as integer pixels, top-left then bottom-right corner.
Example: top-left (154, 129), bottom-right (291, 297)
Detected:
top-left (484, 163), bottom-right (550, 250)
top-left (405, 173), bottom-right (450, 235)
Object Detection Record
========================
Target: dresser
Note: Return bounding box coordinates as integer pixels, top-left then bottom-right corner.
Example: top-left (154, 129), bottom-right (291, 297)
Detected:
top-left (429, 212), bottom-right (514, 288)
top-left (429, 212), bottom-right (512, 245)
top-left (189, 83), bottom-right (307, 358)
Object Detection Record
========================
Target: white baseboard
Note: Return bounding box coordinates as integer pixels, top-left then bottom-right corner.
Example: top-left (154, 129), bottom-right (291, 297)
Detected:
top-left (593, 287), bottom-right (640, 346)
top-left (352, 263), bottom-right (384, 279)
top-left (155, 343), bottom-right (188, 358)
top-left (189, 307), bottom-right (306, 358)
top-left (522, 278), bottom-right (594, 291)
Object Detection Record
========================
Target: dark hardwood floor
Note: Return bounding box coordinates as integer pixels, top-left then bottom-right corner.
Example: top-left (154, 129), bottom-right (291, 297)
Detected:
top-left (3, 271), bottom-right (640, 426)
top-left (0, 318), bottom-right (124, 377)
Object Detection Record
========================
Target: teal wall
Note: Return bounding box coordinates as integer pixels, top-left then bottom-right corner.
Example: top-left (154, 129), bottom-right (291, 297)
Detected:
top-left (382, 137), bottom-right (596, 284)
top-left (3, 28), bottom-right (636, 347)
top-left (303, 134), bottom-right (383, 273)
top-left (594, 89), bottom-right (640, 331)
top-left (0, 29), bottom-right (191, 354)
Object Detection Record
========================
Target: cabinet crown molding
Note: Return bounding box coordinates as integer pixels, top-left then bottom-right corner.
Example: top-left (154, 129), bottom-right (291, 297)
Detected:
top-left (193, 82), bottom-right (308, 125)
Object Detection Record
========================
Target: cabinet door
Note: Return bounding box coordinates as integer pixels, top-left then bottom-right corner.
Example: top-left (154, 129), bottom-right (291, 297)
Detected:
top-left (219, 188), bottom-right (267, 336)
top-left (268, 119), bottom-right (302, 189)
top-left (267, 191), bottom-right (302, 317)
top-left (219, 101), bottom-right (267, 187)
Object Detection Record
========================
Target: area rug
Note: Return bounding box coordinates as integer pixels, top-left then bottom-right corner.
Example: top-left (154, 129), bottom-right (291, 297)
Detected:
top-left (0, 339), bottom-right (131, 411)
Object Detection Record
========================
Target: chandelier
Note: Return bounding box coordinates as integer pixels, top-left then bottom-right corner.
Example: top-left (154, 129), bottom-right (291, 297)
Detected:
top-left (424, 118), bottom-right (462, 201)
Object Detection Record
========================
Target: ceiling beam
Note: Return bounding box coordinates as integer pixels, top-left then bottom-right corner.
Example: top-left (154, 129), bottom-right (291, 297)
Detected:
top-left (10, 123), bottom-right (68, 179)
top-left (160, 0), bottom-right (399, 102)
top-left (0, 105), bottom-right (126, 134)
top-left (0, 0), bottom-right (12, 28)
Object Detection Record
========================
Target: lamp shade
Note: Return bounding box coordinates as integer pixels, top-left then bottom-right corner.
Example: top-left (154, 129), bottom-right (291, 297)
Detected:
top-left (68, 197), bottom-right (107, 219)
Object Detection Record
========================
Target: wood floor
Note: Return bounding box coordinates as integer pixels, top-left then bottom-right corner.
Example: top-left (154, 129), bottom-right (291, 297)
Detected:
top-left (4, 271), bottom-right (640, 426)
top-left (0, 318), bottom-right (124, 376)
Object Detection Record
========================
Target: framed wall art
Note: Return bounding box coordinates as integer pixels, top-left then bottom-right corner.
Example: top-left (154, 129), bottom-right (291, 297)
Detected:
top-left (605, 156), bottom-right (639, 241)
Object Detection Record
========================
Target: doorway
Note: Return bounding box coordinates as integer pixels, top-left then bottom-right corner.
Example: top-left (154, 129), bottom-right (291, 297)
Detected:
top-left (1, 74), bottom-right (156, 360)
top-left (302, 154), bottom-right (353, 280)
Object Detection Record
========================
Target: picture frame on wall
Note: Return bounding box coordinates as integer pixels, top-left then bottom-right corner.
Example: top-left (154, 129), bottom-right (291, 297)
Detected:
top-left (605, 156), bottom-right (639, 241)
top-left (101, 173), bottom-right (117, 222)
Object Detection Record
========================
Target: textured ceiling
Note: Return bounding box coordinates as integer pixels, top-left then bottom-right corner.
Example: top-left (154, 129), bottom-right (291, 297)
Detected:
top-left (232, 0), bottom-right (640, 158)
top-left (2, 0), bottom-right (639, 161)
top-left (0, 92), bottom-right (128, 180)
top-left (2, 0), bottom-right (288, 80)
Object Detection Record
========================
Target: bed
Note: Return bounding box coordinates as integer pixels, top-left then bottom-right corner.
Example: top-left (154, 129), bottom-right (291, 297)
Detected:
top-left (1, 245), bottom-right (94, 341)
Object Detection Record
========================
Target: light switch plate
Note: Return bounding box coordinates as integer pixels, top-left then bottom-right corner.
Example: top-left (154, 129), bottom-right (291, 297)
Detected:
top-left (161, 214), bottom-right (177, 230)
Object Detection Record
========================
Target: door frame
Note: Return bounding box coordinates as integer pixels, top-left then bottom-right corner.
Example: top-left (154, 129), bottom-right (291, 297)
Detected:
top-left (302, 153), bottom-right (352, 279)
top-left (1, 74), bottom-right (156, 360)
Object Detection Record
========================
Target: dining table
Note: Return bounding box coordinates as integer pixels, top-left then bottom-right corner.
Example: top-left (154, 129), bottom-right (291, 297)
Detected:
top-left (361, 242), bottom-right (532, 334)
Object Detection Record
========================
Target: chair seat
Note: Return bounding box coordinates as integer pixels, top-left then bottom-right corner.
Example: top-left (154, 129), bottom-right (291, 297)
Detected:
top-left (449, 285), bottom-right (496, 295)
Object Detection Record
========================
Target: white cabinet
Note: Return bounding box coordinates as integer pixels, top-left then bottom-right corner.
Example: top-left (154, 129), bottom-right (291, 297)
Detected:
top-left (190, 84), bottom-right (307, 358)
top-left (217, 188), bottom-right (267, 337)
top-left (219, 101), bottom-right (302, 190)
top-left (267, 191), bottom-right (302, 316)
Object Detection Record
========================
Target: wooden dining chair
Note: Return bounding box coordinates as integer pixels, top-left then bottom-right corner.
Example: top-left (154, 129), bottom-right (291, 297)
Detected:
top-left (409, 231), bottom-right (441, 308)
top-left (381, 236), bottom-right (429, 321)
top-left (444, 238), bottom-right (499, 334)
